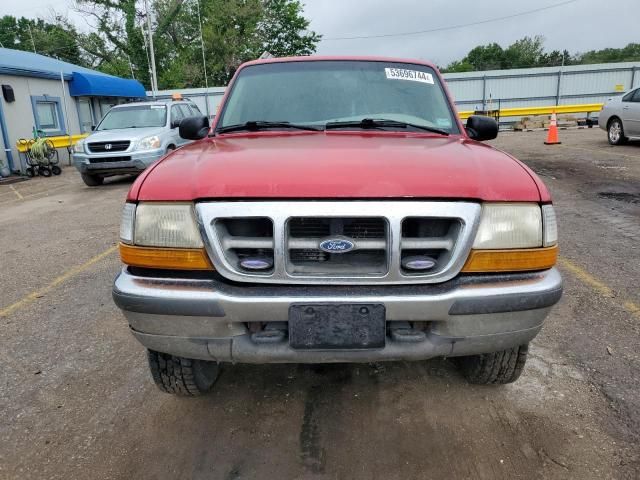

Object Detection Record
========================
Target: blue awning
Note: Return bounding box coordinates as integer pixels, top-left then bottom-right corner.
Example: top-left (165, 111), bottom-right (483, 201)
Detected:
top-left (69, 72), bottom-right (146, 98)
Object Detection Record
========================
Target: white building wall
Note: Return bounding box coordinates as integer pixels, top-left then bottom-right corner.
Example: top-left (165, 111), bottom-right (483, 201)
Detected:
top-left (0, 74), bottom-right (82, 171)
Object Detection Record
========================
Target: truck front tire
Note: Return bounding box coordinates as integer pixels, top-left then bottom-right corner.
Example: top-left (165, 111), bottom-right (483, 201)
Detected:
top-left (81, 172), bottom-right (104, 186)
top-left (457, 344), bottom-right (529, 385)
top-left (147, 350), bottom-right (220, 396)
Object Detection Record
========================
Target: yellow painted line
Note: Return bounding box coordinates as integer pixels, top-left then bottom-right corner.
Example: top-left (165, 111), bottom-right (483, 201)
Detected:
top-left (0, 183), bottom-right (75, 205)
top-left (0, 246), bottom-right (118, 318)
top-left (558, 257), bottom-right (640, 319)
top-left (9, 185), bottom-right (24, 200)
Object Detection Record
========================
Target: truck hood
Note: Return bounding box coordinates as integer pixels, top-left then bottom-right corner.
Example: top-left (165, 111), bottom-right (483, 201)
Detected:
top-left (134, 132), bottom-right (543, 202)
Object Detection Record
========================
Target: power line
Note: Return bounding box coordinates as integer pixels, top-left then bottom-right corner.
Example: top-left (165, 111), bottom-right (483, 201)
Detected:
top-left (322, 0), bottom-right (581, 41)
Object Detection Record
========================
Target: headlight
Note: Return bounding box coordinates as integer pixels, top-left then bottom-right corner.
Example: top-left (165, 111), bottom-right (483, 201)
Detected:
top-left (473, 203), bottom-right (542, 249)
top-left (73, 140), bottom-right (85, 153)
top-left (118, 202), bottom-right (211, 270)
top-left (132, 203), bottom-right (203, 248)
top-left (137, 135), bottom-right (161, 151)
top-left (462, 202), bottom-right (558, 273)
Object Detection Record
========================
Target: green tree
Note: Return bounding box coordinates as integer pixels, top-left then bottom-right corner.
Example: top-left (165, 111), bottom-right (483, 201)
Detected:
top-left (73, 0), bottom-right (321, 89)
top-left (464, 43), bottom-right (505, 71)
top-left (442, 37), bottom-right (640, 73)
top-left (0, 15), bottom-right (84, 65)
top-left (575, 43), bottom-right (640, 64)
top-left (74, 0), bottom-right (150, 85)
top-left (257, 0), bottom-right (321, 58)
top-left (503, 35), bottom-right (545, 69)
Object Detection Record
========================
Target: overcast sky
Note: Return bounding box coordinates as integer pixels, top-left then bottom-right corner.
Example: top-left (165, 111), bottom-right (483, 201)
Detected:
top-left (3, 0), bottom-right (638, 66)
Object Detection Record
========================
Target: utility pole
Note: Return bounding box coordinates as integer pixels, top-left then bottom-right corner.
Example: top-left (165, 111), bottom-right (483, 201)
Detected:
top-left (144, 0), bottom-right (158, 98)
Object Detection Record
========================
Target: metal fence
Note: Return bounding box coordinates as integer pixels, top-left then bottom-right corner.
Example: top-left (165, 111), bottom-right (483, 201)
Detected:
top-left (442, 62), bottom-right (640, 112)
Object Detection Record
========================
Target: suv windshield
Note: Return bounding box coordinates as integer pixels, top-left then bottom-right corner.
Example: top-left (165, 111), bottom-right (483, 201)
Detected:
top-left (97, 105), bottom-right (167, 131)
top-left (217, 61), bottom-right (459, 134)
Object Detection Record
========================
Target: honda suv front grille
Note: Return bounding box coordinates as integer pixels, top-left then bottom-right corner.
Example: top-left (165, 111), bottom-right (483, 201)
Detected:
top-left (196, 202), bottom-right (481, 285)
top-left (87, 141), bottom-right (131, 153)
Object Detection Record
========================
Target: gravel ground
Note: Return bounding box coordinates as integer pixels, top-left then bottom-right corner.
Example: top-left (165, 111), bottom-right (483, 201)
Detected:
top-left (0, 128), bottom-right (639, 479)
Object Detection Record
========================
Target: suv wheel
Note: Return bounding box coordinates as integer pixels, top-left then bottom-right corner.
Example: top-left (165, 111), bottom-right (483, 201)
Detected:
top-left (608, 118), bottom-right (628, 145)
top-left (147, 350), bottom-right (220, 396)
top-left (456, 344), bottom-right (529, 385)
top-left (80, 172), bottom-right (104, 186)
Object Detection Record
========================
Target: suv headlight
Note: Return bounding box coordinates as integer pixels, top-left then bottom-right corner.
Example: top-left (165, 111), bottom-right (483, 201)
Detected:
top-left (463, 203), bottom-right (557, 272)
top-left (137, 135), bottom-right (161, 151)
top-left (73, 140), bottom-right (85, 153)
top-left (118, 202), bottom-right (212, 270)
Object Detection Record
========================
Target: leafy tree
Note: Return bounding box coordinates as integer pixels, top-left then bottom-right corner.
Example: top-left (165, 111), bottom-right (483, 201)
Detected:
top-left (0, 15), bottom-right (85, 65)
top-left (575, 43), bottom-right (640, 64)
top-left (463, 42), bottom-right (505, 71)
top-left (74, 0), bottom-right (151, 85)
top-left (73, 0), bottom-right (320, 89)
top-left (503, 36), bottom-right (545, 69)
top-left (442, 36), bottom-right (640, 73)
top-left (257, 0), bottom-right (321, 58)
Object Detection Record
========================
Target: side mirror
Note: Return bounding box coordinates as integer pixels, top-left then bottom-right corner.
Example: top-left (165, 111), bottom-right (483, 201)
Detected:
top-left (179, 116), bottom-right (210, 140)
top-left (170, 120), bottom-right (181, 129)
top-left (90, 125), bottom-right (96, 131)
top-left (465, 115), bottom-right (498, 141)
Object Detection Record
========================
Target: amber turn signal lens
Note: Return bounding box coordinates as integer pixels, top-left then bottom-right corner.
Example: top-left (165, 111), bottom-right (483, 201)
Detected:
top-left (461, 245), bottom-right (558, 273)
top-left (119, 243), bottom-right (213, 270)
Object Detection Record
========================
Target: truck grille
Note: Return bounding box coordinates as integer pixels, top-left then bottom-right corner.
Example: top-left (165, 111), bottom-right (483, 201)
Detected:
top-left (87, 141), bottom-right (130, 153)
top-left (196, 202), bottom-right (481, 285)
top-left (288, 217), bottom-right (388, 275)
top-left (214, 218), bottom-right (274, 275)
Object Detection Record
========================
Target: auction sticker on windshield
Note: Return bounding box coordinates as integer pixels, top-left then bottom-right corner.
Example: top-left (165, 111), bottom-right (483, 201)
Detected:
top-left (385, 68), bottom-right (434, 84)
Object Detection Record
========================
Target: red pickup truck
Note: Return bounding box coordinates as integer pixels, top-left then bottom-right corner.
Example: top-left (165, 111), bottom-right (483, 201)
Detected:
top-left (113, 56), bottom-right (562, 396)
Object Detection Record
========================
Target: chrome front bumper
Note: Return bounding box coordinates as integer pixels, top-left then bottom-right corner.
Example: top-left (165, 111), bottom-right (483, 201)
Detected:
top-left (73, 148), bottom-right (165, 174)
top-left (113, 267), bottom-right (562, 363)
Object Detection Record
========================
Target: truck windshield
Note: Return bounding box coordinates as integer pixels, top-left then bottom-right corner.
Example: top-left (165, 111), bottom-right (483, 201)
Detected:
top-left (97, 105), bottom-right (167, 130)
top-left (217, 61), bottom-right (459, 134)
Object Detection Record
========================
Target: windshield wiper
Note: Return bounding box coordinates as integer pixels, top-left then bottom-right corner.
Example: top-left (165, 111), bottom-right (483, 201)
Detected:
top-left (325, 118), bottom-right (449, 135)
top-left (217, 121), bottom-right (322, 134)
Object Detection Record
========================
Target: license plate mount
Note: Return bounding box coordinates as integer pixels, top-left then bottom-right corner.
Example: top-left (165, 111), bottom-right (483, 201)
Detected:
top-left (289, 304), bottom-right (386, 350)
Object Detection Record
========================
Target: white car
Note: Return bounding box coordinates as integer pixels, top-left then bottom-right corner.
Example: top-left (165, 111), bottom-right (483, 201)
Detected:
top-left (598, 87), bottom-right (640, 145)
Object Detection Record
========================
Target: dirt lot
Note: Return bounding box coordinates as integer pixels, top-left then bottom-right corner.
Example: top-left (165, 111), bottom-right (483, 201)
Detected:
top-left (1, 128), bottom-right (639, 479)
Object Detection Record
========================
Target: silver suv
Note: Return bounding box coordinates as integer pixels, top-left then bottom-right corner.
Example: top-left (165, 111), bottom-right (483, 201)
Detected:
top-left (73, 99), bottom-right (203, 186)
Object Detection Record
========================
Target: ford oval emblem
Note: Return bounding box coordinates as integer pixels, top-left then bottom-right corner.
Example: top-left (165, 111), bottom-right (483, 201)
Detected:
top-left (319, 238), bottom-right (355, 253)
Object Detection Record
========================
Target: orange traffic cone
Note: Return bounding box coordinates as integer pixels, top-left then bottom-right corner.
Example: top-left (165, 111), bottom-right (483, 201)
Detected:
top-left (544, 110), bottom-right (561, 145)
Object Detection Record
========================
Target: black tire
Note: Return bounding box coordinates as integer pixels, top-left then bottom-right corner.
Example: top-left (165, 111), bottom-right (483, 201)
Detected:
top-left (25, 167), bottom-right (34, 177)
top-left (40, 166), bottom-right (52, 177)
top-left (457, 344), bottom-right (529, 385)
top-left (607, 117), bottom-right (628, 145)
top-left (147, 350), bottom-right (220, 396)
top-left (80, 172), bottom-right (104, 186)
top-left (51, 165), bottom-right (62, 175)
